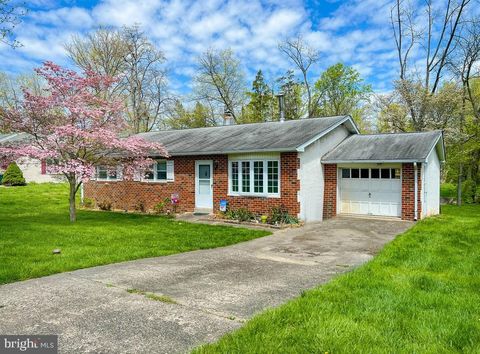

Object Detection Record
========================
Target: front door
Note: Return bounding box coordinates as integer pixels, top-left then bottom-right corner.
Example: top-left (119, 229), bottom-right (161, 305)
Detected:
top-left (195, 160), bottom-right (213, 210)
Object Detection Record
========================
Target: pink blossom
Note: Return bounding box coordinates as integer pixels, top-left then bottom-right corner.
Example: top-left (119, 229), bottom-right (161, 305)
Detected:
top-left (1, 62), bottom-right (168, 221)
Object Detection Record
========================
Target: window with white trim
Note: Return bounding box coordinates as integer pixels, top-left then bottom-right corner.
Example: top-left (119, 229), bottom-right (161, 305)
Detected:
top-left (144, 160), bottom-right (174, 182)
top-left (229, 159), bottom-right (280, 196)
top-left (96, 166), bottom-right (118, 181)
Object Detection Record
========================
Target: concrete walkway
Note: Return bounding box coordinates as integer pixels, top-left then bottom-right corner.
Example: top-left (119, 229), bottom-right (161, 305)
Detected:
top-left (0, 216), bottom-right (411, 353)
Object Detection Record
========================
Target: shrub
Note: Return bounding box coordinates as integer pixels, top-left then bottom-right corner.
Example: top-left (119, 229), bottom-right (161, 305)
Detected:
top-left (82, 197), bottom-right (95, 208)
top-left (134, 201), bottom-right (146, 213)
top-left (98, 201), bottom-right (112, 211)
top-left (153, 198), bottom-right (171, 214)
top-left (269, 205), bottom-right (298, 224)
top-left (225, 208), bottom-right (254, 222)
top-left (2, 162), bottom-right (26, 186)
top-left (440, 183), bottom-right (457, 199)
top-left (462, 179), bottom-right (477, 204)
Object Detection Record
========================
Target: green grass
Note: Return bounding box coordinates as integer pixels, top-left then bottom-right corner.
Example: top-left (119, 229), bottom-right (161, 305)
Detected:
top-left (0, 183), bottom-right (270, 285)
top-left (194, 205), bottom-right (480, 354)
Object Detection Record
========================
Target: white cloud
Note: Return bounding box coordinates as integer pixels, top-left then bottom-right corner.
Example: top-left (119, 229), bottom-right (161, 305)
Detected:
top-left (0, 0), bottom-right (411, 94)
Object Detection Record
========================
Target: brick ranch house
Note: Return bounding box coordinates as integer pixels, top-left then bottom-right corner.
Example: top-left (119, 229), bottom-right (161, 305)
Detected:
top-left (84, 115), bottom-right (445, 222)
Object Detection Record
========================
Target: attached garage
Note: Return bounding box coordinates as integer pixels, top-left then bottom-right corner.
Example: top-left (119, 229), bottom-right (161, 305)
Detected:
top-left (322, 131), bottom-right (446, 221)
top-left (339, 165), bottom-right (401, 217)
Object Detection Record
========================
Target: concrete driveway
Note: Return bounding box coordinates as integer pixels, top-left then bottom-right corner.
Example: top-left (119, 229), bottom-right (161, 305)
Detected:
top-left (0, 216), bottom-right (411, 353)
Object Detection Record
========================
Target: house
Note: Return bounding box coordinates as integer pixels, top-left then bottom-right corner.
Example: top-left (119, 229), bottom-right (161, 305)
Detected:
top-left (0, 133), bottom-right (63, 183)
top-left (84, 115), bottom-right (445, 222)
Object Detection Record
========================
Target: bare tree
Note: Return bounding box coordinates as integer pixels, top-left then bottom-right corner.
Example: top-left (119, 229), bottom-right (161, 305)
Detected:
top-left (390, 0), bottom-right (471, 129)
top-left (65, 26), bottom-right (171, 133)
top-left (122, 25), bottom-right (170, 133)
top-left (448, 16), bottom-right (480, 204)
top-left (390, 0), bottom-right (417, 81)
top-left (65, 27), bottom-right (128, 97)
top-left (0, 0), bottom-right (26, 48)
top-left (194, 48), bottom-right (246, 123)
top-left (278, 36), bottom-right (319, 118)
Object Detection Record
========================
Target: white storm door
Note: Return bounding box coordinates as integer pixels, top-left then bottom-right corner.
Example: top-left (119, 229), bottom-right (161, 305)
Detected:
top-left (195, 161), bottom-right (213, 209)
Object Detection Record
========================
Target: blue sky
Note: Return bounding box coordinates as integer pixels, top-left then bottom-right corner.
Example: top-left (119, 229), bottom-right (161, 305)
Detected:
top-left (2, 0), bottom-right (401, 94)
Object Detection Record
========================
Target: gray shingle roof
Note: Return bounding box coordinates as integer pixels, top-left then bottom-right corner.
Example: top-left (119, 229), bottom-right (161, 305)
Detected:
top-left (137, 116), bottom-right (356, 156)
top-left (322, 130), bottom-right (444, 163)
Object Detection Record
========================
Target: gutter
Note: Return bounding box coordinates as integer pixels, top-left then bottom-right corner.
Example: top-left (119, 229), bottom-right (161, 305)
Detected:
top-left (321, 159), bottom-right (426, 164)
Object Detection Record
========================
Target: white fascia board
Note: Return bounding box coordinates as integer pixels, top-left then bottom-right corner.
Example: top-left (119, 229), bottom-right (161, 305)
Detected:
top-left (296, 116), bottom-right (359, 153)
top-left (424, 133), bottom-right (445, 163)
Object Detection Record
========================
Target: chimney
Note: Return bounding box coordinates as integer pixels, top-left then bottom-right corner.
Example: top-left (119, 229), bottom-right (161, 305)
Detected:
top-left (276, 92), bottom-right (285, 122)
top-left (223, 108), bottom-right (234, 126)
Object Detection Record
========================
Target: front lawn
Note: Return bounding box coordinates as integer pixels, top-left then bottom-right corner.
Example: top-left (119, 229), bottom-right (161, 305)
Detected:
top-left (0, 183), bottom-right (270, 285)
top-left (195, 205), bottom-right (480, 353)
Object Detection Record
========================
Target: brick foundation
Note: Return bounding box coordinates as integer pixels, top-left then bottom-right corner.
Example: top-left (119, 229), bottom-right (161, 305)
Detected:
top-left (401, 163), bottom-right (422, 221)
top-left (84, 152), bottom-right (300, 217)
top-left (323, 163), bottom-right (337, 219)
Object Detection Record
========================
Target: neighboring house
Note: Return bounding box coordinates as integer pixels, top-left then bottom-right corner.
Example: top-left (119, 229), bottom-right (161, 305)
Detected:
top-left (84, 115), bottom-right (445, 222)
top-left (0, 133), bottom-right (63, 183)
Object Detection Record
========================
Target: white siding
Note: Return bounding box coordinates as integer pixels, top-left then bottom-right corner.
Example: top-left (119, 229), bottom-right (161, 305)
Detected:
top-left (16, 158), bottom-right (64, 183)
top-left (422, 148), bottom-right (441, 217)
top-left (298, 125), bottom-right (350, 222)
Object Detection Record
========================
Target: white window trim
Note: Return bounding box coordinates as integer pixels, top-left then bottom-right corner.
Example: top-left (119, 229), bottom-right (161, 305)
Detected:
top-left (228, 158), bottom-right (281, 198)
top-left (142, 160), bottom-right (174, 183)
top-left (96, 165), bottom-right (120, 182)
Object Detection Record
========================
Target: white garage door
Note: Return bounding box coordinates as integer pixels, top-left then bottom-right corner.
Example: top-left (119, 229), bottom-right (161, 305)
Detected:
top-left (339, 167), bottom-right (401, 217)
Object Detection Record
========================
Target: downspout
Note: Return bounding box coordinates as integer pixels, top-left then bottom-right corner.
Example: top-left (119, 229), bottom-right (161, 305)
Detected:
top-left (414, 162), bottom-right (418, 221)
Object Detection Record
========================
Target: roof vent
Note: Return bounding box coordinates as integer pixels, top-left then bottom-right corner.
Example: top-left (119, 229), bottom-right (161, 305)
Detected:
top-left (276, 92), bottom-right (285, 122)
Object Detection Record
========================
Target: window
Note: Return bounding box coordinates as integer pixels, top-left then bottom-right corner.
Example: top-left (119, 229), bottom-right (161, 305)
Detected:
top-left (342, 168), bottom-right (350, 178)
top-left (253, 161), bottom-right (264, 193)
top-left (340, 167), bottom-right (401, 180)
top-left (381, 168), bottom-right (390, 179)
top-left (156, 161), bottom-right (167, 180)
top-left (229, 159), bottom-right (280, 196)
top-left (241, 161), bottom-right (250, 193)
top-left (96, 166), bottom-right (117, 181)
top-left (231, 161), bottom-right (239, 192)
top-left (144, 160), bottom-right (174, 182)
top-left (267, 161), bottom-right (279, 194)
top-left (391, 168), bottom-right (401, 179)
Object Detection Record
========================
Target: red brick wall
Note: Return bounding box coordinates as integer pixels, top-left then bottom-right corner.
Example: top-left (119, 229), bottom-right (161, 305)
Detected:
top-left (84, 152), bottom-right (300, 217)
top-left (402, 163), bottom-right (422, 221)
top-left (323, 164), bottom-right (337, 219)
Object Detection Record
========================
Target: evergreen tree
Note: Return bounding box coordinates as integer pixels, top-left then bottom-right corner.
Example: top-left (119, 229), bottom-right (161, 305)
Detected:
top-left (242, 70), bottom-right (275, 123)
top-left (166, 100), bottom-right (214, 128)
top-left (2, 161), bottom-right (26, 186)
top-left (277, 70), bottom-right (304, 120)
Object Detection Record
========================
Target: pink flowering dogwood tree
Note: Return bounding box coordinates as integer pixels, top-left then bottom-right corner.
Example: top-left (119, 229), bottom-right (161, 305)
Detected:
top-left (1, 62), bottom-right (168, 222)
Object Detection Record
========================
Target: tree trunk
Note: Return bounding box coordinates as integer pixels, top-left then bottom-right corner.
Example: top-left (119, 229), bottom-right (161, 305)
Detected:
top-left (69, 179), bottom-right (77, 222)
top-left (457, 164), bottom-right (462, 206)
